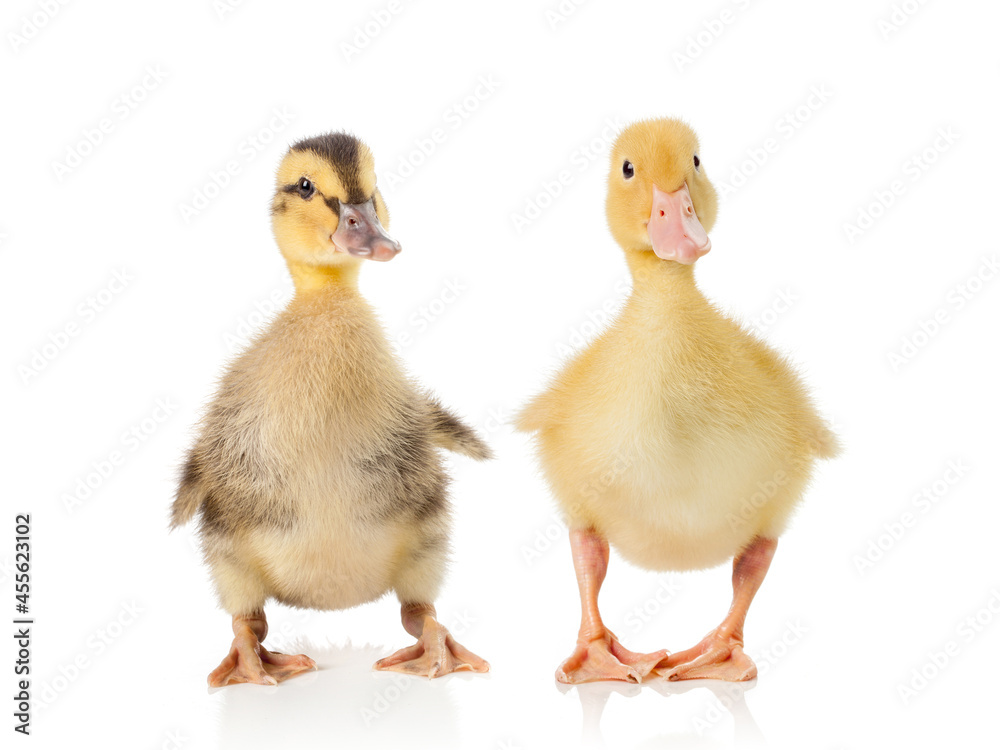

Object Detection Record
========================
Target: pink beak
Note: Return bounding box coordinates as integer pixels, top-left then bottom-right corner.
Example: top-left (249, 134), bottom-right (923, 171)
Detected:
top-left (331, 199), bottom-right (401, 262)
top-left (647, 183), bottom-right (710, 264)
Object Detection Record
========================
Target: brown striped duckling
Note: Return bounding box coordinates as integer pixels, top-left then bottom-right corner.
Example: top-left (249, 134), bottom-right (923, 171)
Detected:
top-left (172, 132), bottom-right (491, 686)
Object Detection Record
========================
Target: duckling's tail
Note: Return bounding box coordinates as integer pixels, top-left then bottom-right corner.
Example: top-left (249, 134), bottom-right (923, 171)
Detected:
top-left (170, 455), bottom-right (208, 529)
top-left (428, 400), bottom-right (494, 461)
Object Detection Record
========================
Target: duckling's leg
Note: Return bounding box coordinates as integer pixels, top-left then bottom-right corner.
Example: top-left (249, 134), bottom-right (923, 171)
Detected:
top-left (655, 536), bottom-right (777, 681)
top-left (375, 522), bottom-right (489, 678)
top-left (374, 603), bottom-right (490, 678)
top-left (557, 528), bottom-right (668, 684)
top-left (207, 611), bottom-right (317, 687)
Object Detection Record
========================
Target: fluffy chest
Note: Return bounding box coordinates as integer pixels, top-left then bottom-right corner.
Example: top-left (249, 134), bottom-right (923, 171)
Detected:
top-left (197, 294), bottom-right (442, 528)
top-left (543, 302), bottom-right (798, 498)
top-left (232, 299), bottom-right (416, 449)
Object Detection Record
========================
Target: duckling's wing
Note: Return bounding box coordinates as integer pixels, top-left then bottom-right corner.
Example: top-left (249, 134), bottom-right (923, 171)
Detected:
top-left (426, 398), bottom-right (493, 461)
top-left (513, 389), bottom-right (553, 434)
top-left (808, 420), bottom-right (842, 460)
top-left (170, 452), bottom-right (208, 529)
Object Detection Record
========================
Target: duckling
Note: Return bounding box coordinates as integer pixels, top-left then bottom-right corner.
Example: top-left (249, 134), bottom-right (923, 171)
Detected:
top-left (516, 118), bottom-right (839, 684)
top-left (171, 132), bottom-right (491, 686)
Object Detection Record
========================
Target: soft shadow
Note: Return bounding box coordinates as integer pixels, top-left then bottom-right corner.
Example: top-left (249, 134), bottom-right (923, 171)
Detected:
top-left (559, 678), bottom-right (767, 749)
top-left (557, 680), bottom-right (641, 750)
top-left (650, 679), bottom-right (767, 748)
top-left (209, 639), bottom-right (476, 749)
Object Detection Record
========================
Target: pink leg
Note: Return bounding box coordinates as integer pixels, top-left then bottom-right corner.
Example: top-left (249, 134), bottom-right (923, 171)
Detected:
top-left (207, 611), bottom-right (316, 687)
top-left (374, 603), bottom-right (489, 678)
top-left (556, 528), bottom-right (668, 684)
top-left (656, 536), bottom-right (777, 681)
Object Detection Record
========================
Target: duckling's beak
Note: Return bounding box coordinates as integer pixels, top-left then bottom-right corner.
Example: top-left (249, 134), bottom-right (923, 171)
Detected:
top-left (647, 183), bottom-right (711, 264)
top-left (331, 199), bottom-right (401, 262)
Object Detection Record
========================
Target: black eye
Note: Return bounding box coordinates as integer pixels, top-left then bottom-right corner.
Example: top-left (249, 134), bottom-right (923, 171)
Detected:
top-left (623, 160), bottom-right (634, 179)
top-left (297, 177), bottom-right (315, 199)
top-left (693, 154), bottom-right (701, 170)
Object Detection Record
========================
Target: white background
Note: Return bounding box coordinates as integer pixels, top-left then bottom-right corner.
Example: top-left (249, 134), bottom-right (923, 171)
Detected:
top-left (2, 0), bottom-right (998, 748)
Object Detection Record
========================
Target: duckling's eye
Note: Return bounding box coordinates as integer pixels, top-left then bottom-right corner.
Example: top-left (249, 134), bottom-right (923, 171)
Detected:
top-left (693, 154), bottom-right (701, 170)
top-left (297, 178), bottom-right (315, 199)
top-left (622, 160), bottom-right (635, 179)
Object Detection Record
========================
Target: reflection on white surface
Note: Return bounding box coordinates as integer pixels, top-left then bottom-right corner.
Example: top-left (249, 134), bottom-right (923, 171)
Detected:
top-left (560, 678), bottom-right (766, 749)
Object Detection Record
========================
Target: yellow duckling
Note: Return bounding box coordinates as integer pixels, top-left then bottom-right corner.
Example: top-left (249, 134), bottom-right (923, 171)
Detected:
top-left (172, 132), bottom-right (491, 686)
top-left (516, 118), bottom-right (839, 683)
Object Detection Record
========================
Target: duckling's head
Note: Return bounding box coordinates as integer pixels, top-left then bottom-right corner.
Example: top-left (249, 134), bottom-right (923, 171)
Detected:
top-left (606, 118), bottom-right (718, 264)
top-left (271, 132), bottom-right (400, 276)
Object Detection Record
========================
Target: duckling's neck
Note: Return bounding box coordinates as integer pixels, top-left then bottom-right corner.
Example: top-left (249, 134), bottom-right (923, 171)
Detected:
top-left (287, 261), bottom-right (362, 297)
top-left (624, 251), bottom-right (708, 313)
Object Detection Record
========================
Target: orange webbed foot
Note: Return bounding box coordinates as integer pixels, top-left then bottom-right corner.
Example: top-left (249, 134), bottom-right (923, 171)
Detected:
top-left (556, 630), bottom-right (668, 684)
top-left (654, 630), bottom-right (756, 682)
top-left (207, 620), bottom-right (316, 687)
top-left (374, 617), bottom-right (489, 679)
